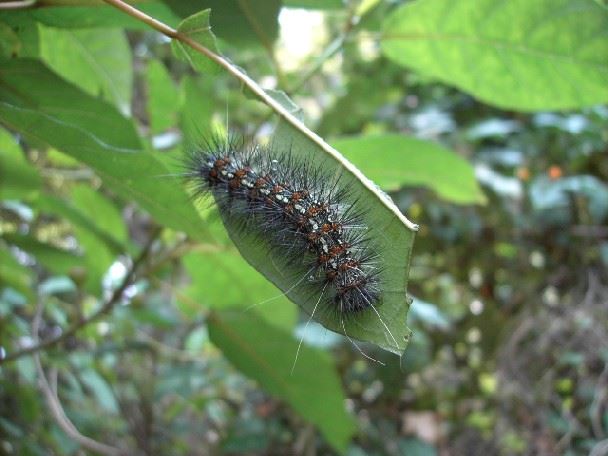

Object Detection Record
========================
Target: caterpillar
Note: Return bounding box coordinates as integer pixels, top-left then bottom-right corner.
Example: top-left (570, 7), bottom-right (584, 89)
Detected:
top-left (184, 136), bottom-right (382, 317)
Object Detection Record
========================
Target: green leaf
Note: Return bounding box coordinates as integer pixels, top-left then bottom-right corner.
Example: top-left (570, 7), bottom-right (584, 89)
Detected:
top-left (38, 25), bottom-right (132, 114)
top-left (331, 134), bottom-right (485, 204)
top-left (264, 89), bottom-right (304, 120)
top-left (36, 195), bottom-right (124, 255)
top-left (2, 233), bottom-right (82, 276)
top-left (0, 128), bottom-right (41, 200)
top-left (28, 3), bottom-right (181, 29)
top-left (0, 58), bottom-right (208, 240)
top-left (181, 245), bottom-right (297, 330)
top-left (38, 194), bottom-right (119, 293)
top-left (171, 9), bottom-right (221, 74)
top-left (0, 246), bottom-right (33, 299)
top-left (381, 0), bottom-right (608, 111)
top-left (179, 75), bottom-right (214, 144)
top-left (208, 311), bottom-right (356, 453)
top-left (283, 0), bottom-right (344, 9)
top-left (9, 20), bottom-right (39, 58)
top-left (71, 186), bottom-right (128, 246)
top-left (219, 107), bottom-right (417, 355)
top-left (164, 0), bottom-right (281, 47)
top-left (146, 60), bottom-right (179, 134)
top-left (79, 369), bottom-right (119, 414)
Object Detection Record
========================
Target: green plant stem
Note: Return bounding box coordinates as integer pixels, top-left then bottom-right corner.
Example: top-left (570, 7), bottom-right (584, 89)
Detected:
top-left (100, 0), bottom-right (418, 232)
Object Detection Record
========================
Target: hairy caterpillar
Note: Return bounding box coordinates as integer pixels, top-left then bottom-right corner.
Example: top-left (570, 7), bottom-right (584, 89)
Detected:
top-left (184, 135), bottom-right (399, 364)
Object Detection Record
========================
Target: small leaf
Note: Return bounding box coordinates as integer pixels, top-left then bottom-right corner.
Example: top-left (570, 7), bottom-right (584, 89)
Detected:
top-left (208, 310), bottom-right (356, 453)
top-left (171, 9), bottom-right (221, 74)
top-left (264, 89), bottom-right (304, 120)
top-left (38, 25), bottom-right (133, 114)
top-left (331, 134), bottom-right (485, 204)
top-left (381, 0), bottom-right (608, 111)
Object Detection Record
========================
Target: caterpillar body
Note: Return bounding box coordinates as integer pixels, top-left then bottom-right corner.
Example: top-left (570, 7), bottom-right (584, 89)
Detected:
top-left (184, 137), bottom-right (381, 317)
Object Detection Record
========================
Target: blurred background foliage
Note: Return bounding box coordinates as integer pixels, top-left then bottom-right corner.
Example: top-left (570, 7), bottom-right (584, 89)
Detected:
top-left (1, 0), bottom-right (607, 455)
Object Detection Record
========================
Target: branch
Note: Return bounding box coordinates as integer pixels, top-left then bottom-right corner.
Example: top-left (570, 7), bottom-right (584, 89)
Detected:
top-left (32, 298), bottom-right (124, 456)
top-left (1, 227), bottom-right (161, 364)
top-left (100, 0), bottom-right (418, 233)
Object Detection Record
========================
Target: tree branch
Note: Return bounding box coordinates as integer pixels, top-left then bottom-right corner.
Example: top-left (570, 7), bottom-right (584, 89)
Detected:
top-left (1, 227), bottom-right (161, 364)
top-left (100, 0), bottom-right (418, 232)
top-left (32, 297), bottom-right (125, 456)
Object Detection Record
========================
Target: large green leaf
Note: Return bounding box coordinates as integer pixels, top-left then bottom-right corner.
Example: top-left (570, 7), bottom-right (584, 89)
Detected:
top-left (208, 311), bottom-right (356, 453)
top-left (331, 134), bottom-right (485, 204)
top-left (0, 58), bottom-right (208, 240)
top-left (171, 9), bottom-right (221, 74)
top-left (381, 0), bottom-right (608, 111)
top-left (217, 117), bottom-right (417, 355)
top-left (38, 25), bottom-right (133, 114)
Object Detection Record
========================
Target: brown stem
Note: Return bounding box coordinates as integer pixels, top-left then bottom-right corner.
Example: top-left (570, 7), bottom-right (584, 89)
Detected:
top-left (32, 298), bottom-right (125, 456)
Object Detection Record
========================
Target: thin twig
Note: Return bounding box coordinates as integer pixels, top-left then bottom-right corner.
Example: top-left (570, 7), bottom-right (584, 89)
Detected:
top-left (1, 226), bottom-right (161, 364)
top-left (32, 297), bottom-right (124, 456)
top-left (100, 0), bottom-right (418, 232)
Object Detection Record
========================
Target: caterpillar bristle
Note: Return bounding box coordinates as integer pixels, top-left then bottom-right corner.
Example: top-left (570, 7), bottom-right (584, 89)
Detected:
top-left (184, 135), bottom-right (381, 318)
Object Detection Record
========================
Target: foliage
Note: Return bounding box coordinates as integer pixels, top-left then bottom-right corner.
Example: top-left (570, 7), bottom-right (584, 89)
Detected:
top-left (0, 1), bottom-right (607, 455)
